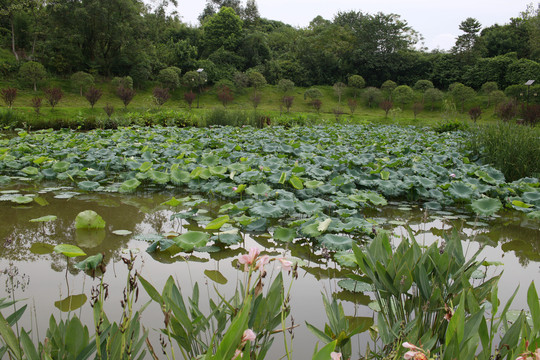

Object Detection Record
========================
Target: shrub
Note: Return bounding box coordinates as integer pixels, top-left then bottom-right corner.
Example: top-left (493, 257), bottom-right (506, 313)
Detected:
top-left (380, 80), bottom-right (397, 99)
top-left (348, 75), bottom-right (365, 98)
top-left (205, 108), bottom-right (252, 126)
top-left (412, 102), bottom-right (423, 119)
top-left (496, 100), bottom-right (518, 122)
top-left (469, 122), bottom-right (540, 181)
top-left (311, 99), bottom-right (322, 113)
top-left (111, 76), bottom-right (133, 89)
top-left (468, 106), bottom-right (482, 122)
top-left (521, 104), bottom-right (540, 126)
top-left (362, 87), bottom-right (382, 108)
top-left (157, 67), bottom-right (181, 90)
top-left (1, 87), bottom-right (17, 109)
top-left (152, 87), bottom-right (170, 106)
top-left (490, 90), bottom-right (507, 107)
top-left (413, 79), bottom-right (434, 92)
top-left (379, 100), bottom-right (393, 118)
top-left (450, 82), bottom-right (476, 112)
top-left (31, 97), bottom-right (42, 115)
top-left (282, 96), bottom-right (294, 113)
top-left (433, 120), bottom-right (464, 133)
top-left (19, 61), bottom-right (47, 91)
top-left (347, 98), bottom-right (357, 114)
top-left (71, 71), bottom-right (94, 96)
top-left (184, 91), bottom-right (196, 110)
top-left (424, 88), bottom-right (443, 110)
top-left (304, 88), bottom-right (322, 101)
top-left (392, 85), bottom-right (414, 108)
top-left (277, 79), bottom-right (295, 94)
top-left (103, 104), bottom-right (114, 119)
top-left (333, 107), bottom-right (345, 122)
top-left (117, 86), bottom-right (136, 109)
top-left (217, 85), bottom-right (234, 107)
top-left (232, 71), bottom-right (249, 92)
top-left (44, 87), bottom-right (63, 109)
top-left (85, 86), bottom-right (102, 109)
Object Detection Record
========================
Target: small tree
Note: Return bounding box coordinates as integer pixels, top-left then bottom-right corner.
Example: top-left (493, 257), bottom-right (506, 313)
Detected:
top-left (412, 102), bottom-right (424, 119)
top-left (333, 82), bottom-right (346, 104)
top-left (304, 88), bottom-right (323, 101)
top-left (248, 70), bottom-right (266, 95)
top-left (44, 87), bottom-right (63, 109)
top-left (1, 87), bottom-right (17, 109)
top-left (468, 106), bottom-right (482, 122)
top-left (104, 104), bottom-right (114, 120)
top-left (117, 86), bottom-right (136, 109)
top-left (251, 93), bottom-right (261, 110)
top-left (348, 98), bottom-right (358, 114)
top-left (282, 96), bottom-right (294, 112)
top-left (450, 82), bottom-right (476, 112)
top-left (217, 85), bottom-right (234, 107)
top-left (490, 90), bottom-right (506, 107)
top-left (381, 80), bottom-right (397, 100)
top-left (481, 81), bottom-right (499, 107)
top-left (413, 80), bottom-right (434, 93)
top-left (392, 85), bottom-right (414, 109)
top-left (348, 75), bottom-right (365, 98)
top-left (71, 71), bottom-right (94, 96)
top-left (19, 61), bottom-right (47, 91)
top-left (362, 87), bottom-right (382, 108)
top-left (184, 91), bottom-right (196, 110)
top-left (31, 97), bottom-right (42, 115)
top-left (111, 76), bottom-right (133, 89)
top-left (158, 67), bottom-right (181, 90)
top-left (153, 87), bottom-right (170, 106)
top-left (85, 86), bottom-right (103, 109)
top-left (311, 98), bottom-right (322, 113)
top-left (277, 79), bottom-right (295, 94)
top-left (424, 88), bottom-right (444, 111)
top-left (496, 100), bottom-right (518, 122)
top-left (380, 100), bottom-right (393, 118)
top-left (233, 71), bottom-right (249, 92)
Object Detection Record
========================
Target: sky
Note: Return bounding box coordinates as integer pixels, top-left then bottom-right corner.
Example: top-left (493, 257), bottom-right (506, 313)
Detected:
top-left (163, 0), bottom-right (537, 50)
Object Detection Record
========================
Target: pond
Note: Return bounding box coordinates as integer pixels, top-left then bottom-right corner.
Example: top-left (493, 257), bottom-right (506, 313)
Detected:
top-left (0, 124), bottom-right (539, 358)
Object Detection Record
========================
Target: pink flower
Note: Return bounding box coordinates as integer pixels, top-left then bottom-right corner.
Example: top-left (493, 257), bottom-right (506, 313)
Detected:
top-left (238, 248), bottom-right (260, 271)
top-left (331, 352), bottom-right (342, 360)
top-left (402, 343), bottom-right (420, 350)
top-left (256, 255), bottom-right (270, 272)
top-left (278, 258), bottom-right (293, 272)
top-left (241, 329), bottom-right (256, 343)
top-left (232, 186), bottom-right (238, 191)
top-left (232, 349), bottom-right (243, 359)
top-left (449, 173), bottom-right (456, 178)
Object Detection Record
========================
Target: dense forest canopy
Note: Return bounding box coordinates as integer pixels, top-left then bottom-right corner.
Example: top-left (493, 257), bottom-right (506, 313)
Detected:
top-left (0, 0), bottom-right (539, 89)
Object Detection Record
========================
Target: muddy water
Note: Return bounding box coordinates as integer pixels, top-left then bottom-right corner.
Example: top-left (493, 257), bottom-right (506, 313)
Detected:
top-left (0, 187), bottom-right (539, 359)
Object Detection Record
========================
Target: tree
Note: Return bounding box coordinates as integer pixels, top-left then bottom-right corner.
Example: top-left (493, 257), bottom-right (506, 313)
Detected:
top-left (44, 87), bottom-right (63, 109)
top-left (233, 72), bottom-right (249, 92)
top-left (277, 79), bottom-right (295, 94)
top-left (153, 87), bottom-right (170, 106)
top-left (450, 82), bottom-right (476, 112)
top-left (505, 59), bottom-right (540, 85)
top-left (482, 81), bottom-right (499, 107)
top-left (311, 98), bottom-right (322, 113)
top-left (348, 75), bottom-right (365, 98)
top-left (412, 102), bottom-right (423, 119)
top-left (112, 76), bottom-right (133, 90)
top-left (380, 100), bottom-right (393, 118)
top-left (333, 82), bottom-right (346, 104)
top-left (348, 98), bottom-right (358, 114)
top-left (468, 107), bottom-right (482, 122)
top-left (282, 96), bottom-right (294, 112)
top-left (413, 80), bottom-right (434, 92)
top-left (31, 97), bottom-right (42, 115)
top-left (1, 88), bottom-right (17, 109)
top-left (71, 72), bottom-right (94, 96)
top-left (201, 7), bottom-right (243, 56)
top-left (0, 0), bottom-right (32, 61)
top-left (362, 87), bottom-right (382, 108)
top-left (392, 85), bottom-right (414, 108)
top-left (184, 91), bottom-right (196, 110)
top-left (158, 67), bottom-right (181, 90)
top-left (117, 86), bottom-right (136, 109)
top-left (243, 0), bottom-right (260, 28)
top-left (217, 85), bottom-right (234, 107)
top-left (19, 61), bottom-right (46, 91)
top-left (304, 88), bottom-right (323, 101)
top-left (247, 70), bottom-right (266, 95)
top-left (453, 17), bottom-right (482, 62)
top-left (381, 80), bottom-right (397, 100)
top-left (424, 88), bottom-right (443, 111)
top-left (182, 71), bottom-right (207, 92)
top-left (85, 86), bottom-right (103, 109)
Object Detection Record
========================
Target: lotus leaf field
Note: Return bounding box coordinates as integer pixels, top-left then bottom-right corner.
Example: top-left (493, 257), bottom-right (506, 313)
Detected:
top-left (1, 124), bottom-right (539, 253)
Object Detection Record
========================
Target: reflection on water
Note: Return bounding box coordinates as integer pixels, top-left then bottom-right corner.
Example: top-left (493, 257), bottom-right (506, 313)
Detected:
top-left (0, 188), bottom-right (539, 358)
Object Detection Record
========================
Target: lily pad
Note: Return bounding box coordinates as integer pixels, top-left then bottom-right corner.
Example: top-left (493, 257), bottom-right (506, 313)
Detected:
top-left (11, 196), bottom-right (33, 204)
top-left (112, 230), bottom-right (132, 236)
top-left (205, 215), bottom-right (230, 230)
top-left (78, 181), bottom-right (100, 191)
top-left (319, 234), bottom-right (353, 250)
top-left (30, 242), bottom-right (54, 255)
top-left (75, 253), bottom-right (104, 271)
top-left (471, 198), bottom-right (502, 217)
top-left (174, 231), bottom-right (210, 252)
top-left (338, 279), bottom-right (373, 293)
top-left (246, 183), bottom-right (272, 196)
top-left (54, 244), bottom-right (87, 257)
top-left (273, 227), bottom-right (296, 242)
top-left (119, 178), bottom-right (141, 193)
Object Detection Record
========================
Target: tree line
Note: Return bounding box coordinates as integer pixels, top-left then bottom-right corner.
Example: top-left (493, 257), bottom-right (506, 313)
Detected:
top-left (1, 0), bottom-right (539, 91)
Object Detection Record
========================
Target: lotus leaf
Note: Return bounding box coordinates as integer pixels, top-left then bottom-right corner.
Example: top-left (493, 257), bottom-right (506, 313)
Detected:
top-left (334, 252), bottom-right (357, 268)
top-left (119, 178), bottom-right (141, 193)
top-left (174, 231), bottom-right (210, 251)
top-left (29, 215), bottom-right (57, 222)
top-left (471, 197), bottom-right (502, 216)
top-left (522, 191), bottom-right (540, 206)
top-left (112, 230), bottom-right (132, 236)
top-left (246, 183), bottom-right (272, 196)
top-left (448, 182), bottom-right (473, 200)
top-left (78, 181), bottom-right (100, 191)
top-left (338, 279), bottom-right (372, 292)
top-left (139, 161), bottom-right (152, 172)
top-left (273, 227), bottom-right (296, 242)
top-left (30, 242), bottom-right (54, 255)
top-left (149, 170), bottom-right (170, 184)
top-left (52, 161), bottom-right (70, 172)
top-left (21, 166), bottom-right (39, 176)
top-left (11, 196), bottom-right (33, 204)
top-left (75, 210), bottom-right (106, 229)
top-left (205, 215), bottom-right (230, 230)
top-left (75, 253), bottom-right (104, 271)
top-left (289, 175), bottom-right (304, 190)
top-left (319, 234), bottom-right (353, 250)
top-left (54, 244), bottom-right (86, 257)
top-left (250, 202), bottom-right (283, 218)
top-left (162, 197), bottom-right (182, 207)
top-left (214, 233), bottom-right (242, 245)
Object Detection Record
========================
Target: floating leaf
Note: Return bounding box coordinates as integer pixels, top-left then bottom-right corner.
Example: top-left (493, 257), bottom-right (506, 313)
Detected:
top-left (273, 227), bottom-right (296, 242)
top-left (246, 183), bottom-right (272, 196)
top-left (29, 215), bottom-right (57, 223)
top-left (112, 230), bottom-right (132, 236)
top-left (54, 294), bottom-right (87, 312)
top-left (78, 181), bottom-right (100, 191)
top-left (11, 196), bottom-right (33, 204)
top-left (161, 197), bottom-right (182, 207)
top-left (54, 244), bottom-right (86, 257)
top-left (75, 253), bottom-right (104, 271)
top-left (204, 270), bottom-right (227, 284)
top-left (338, 279), bottom-right (373, 293)
top-left (319, 234), bottom-right (353, 250)
top-left (205, 215), bottom-right (230, 230)
top-left (75, 210), bottom-right (106, 229)
top-left (334, 252), bottom-right (357, 268)
top-left (471, 198), bottom-right (502, 217)
top-left (52, 161), bottom-right (70, 172)
top-left (30, 242), bottom-right (54, 255)
top-left (174, 231), bottom-right (210, 252)
top-left (214, 233), bottom-right (242, 245)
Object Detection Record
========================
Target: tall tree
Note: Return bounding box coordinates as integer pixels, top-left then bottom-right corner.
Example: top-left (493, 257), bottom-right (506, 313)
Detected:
top-left (0, 0), bottom-right (32, 61)
top-left (201, 6), bottom-right (243, 57)
top-left (452, 17), bottom-right (483, 63)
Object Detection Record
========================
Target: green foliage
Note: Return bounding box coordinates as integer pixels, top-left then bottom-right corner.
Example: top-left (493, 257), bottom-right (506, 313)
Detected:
top-left (304, 87), bottom-right (323, 100)
top-left (18, 61), bottom-right (46, 91)
top-left (380, 80), bottom-right (397, 99)
top-left (414, 79), bottom-right (434, 92)
top-left (202, 7), bottom-right (244, 55)
top-left (450, 82), bottom-right (476, 112)
top-left (70, 71), bottom-right (94, 96)
top-left (111, 76), bottom-right (133, 90)
top-left (392, 85), bottom-right (414, 108)
top-left (157, 67), bottom-right (181, 90)
top-left (277, 79), bottom-right (295, 94)
top-left (362, 87), bottom-right (382, 108)
top-left (348, 75), bottom-right (366, 97)
top-left (469, 122), bottom-right (540, 181)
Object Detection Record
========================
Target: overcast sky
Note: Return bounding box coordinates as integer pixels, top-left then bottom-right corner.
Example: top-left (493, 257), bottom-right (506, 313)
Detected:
top-left (165, 0), bottom-right (537, 50)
